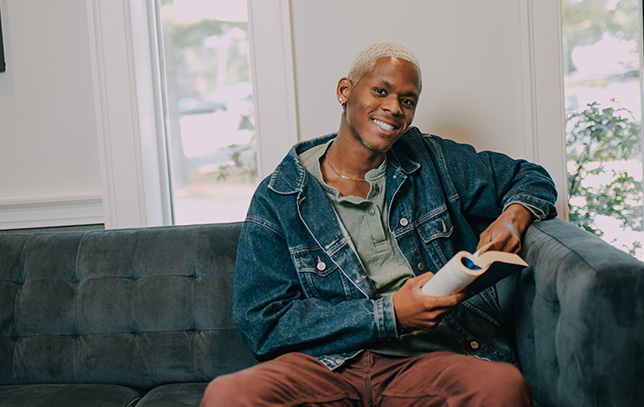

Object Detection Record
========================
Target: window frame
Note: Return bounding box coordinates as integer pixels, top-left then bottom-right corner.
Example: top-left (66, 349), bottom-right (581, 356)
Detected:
top-left (88, 0), bottom-right (566, 229)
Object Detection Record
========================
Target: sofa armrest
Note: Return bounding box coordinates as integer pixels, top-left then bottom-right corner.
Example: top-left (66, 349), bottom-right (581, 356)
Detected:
top-left (516, 218), bottom-right (644, 407)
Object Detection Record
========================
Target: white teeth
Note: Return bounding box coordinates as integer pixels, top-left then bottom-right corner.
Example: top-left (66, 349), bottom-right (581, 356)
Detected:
top-left (373, 119), bottom-right (394, 131)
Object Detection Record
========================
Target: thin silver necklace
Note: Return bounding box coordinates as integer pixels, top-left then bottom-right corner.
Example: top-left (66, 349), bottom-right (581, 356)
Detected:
top-left (325, 155), bottom-right (368, 183)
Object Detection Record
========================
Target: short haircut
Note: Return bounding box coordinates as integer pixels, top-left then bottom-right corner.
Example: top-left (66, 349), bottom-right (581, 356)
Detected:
top-left (347, 42), bottom-right (422, 90)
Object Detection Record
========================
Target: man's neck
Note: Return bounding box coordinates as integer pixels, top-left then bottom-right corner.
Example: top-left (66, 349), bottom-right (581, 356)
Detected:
top-left (328, 131), bottom-right (386, 176)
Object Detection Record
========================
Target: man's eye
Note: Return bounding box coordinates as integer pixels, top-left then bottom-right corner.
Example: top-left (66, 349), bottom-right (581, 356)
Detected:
top-left (401, 98), bottom-right (415, 107)
top-left (374, 88), bottom-right (386, 95)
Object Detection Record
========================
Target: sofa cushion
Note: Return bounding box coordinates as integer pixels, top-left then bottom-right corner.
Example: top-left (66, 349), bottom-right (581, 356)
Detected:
top-left (136, 382), bottom-right (208, 407)
top-left (0, 384), bottom-right (143, 407)
top-left (0, 223), bottom-right (256, 388)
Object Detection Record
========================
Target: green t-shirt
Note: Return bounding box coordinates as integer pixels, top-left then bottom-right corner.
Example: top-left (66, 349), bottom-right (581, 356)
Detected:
top-left (299, 140), bottom-right (465, 357)
top-left (299, 140), bottom-right (412, 298)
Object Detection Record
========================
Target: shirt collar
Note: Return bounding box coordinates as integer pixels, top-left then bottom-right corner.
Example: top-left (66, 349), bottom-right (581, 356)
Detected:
top-left (268, 127), bottom-right (422, 195)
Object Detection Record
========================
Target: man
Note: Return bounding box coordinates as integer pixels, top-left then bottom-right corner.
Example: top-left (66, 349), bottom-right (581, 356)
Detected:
top-left (202, 42), bottom-right (557, 406)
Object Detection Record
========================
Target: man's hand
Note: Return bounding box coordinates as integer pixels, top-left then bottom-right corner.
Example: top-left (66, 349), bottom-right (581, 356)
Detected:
top-left (392, 273), bottom-right (465, 332)
top-left (476, 204), bottom-right (534, 253)
top-left (392, 204), bottom-right (533, 333)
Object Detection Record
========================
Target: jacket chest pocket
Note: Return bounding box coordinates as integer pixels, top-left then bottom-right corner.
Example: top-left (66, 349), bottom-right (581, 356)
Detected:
top-left (415, 211), bottom-right (455, 271)
top-left (291, 248), bottom-right (357, 303)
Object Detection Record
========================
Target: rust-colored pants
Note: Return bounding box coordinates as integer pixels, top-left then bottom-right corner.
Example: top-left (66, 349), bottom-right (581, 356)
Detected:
top-left (201, 351), bottom-right (532, 407)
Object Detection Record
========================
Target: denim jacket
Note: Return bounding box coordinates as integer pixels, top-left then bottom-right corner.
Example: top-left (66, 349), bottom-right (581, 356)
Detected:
top-left (233, 127), bottom-right (557, 369)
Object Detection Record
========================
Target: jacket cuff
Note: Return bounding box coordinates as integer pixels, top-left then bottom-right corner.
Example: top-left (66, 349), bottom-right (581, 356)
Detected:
top-left (503, 197), bottom-right (556, 222)
top-left (375, 296), bottom-right (400, 340)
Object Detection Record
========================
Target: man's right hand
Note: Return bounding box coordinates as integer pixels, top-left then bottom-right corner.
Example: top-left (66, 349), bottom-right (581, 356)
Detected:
top-left (392, 273), bottom-right (465, 332)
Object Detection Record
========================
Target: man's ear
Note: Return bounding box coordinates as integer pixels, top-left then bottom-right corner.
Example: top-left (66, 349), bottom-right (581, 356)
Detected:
top-left (336, 77), bottom-right (352, 102)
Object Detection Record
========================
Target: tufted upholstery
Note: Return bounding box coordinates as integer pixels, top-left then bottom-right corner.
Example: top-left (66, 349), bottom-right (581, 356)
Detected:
top-left (515, 218), bottom-right (644, 407)
top-left (0, 223), bottom-right (256, 406)
top-left (0, 218), bottom-right (642, 406)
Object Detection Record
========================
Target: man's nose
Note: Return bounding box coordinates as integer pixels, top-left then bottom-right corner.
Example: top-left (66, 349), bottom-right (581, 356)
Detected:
top-left (383, 97), bottom-right (403, 115)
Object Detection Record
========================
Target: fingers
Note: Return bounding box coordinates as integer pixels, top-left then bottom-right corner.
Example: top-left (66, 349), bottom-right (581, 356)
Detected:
top-left (392, 275), bottom-right (465, 332)
top-left (428, 289), bottom-right (466, 308)
top-left (477, 224), bottom-right (522, 253)
top-left (409, 271), bottom-right (434, 288)
top-left (499, 237), bottom-right (521, 253)
top-left (410, 293), bottom-right (463, 330)
top-left (482, 231), bottom-right (521, 253)
top-left (477, 204), bottom-right (534, 252)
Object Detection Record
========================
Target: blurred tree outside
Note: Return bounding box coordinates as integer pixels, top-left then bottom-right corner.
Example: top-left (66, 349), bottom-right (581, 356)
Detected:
top-left (567, 102), bottom-right (643, 256)
top-left (562, 0), bottom-right (640, 75)
top-left (159, 19), bottom-right (251, 98)
top-left (157, 0), bottom-right (258, 224)
top-left (562, 0), bottom-right (643, 259)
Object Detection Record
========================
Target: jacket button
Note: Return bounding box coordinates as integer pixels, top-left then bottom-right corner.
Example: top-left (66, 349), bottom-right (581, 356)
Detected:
top-left (417, 262), bottom-right (424, 271)
top-left (316, 261), bottom-right (327, 271)
top-left (399, 218), bottom-right (409, 226)
top-left (470, 341), bottom-right (480, 350)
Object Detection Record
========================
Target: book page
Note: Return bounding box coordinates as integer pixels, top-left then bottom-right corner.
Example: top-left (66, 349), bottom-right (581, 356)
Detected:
top-left (475, 250), bottom-right (527, 268)
top-left (474, 239), bottom-right (498, 257)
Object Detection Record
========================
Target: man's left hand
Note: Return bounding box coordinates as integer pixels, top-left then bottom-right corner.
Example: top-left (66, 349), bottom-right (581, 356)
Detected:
top-left (476, 204), bottom-right (534, 253)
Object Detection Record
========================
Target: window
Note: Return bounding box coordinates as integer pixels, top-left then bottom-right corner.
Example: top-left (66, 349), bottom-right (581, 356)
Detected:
top-left (562, 0), bottom-right (643, 259)
top-left (155, 0), bottom-right (258, 224)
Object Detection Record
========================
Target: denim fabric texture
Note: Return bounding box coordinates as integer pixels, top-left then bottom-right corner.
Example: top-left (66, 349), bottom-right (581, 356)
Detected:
top-left (233, 127), bottom-right (557, 369)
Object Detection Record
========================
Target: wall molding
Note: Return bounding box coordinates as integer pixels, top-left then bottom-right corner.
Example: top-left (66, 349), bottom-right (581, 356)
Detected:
top-left (0, 195), bottom-right (104, 230)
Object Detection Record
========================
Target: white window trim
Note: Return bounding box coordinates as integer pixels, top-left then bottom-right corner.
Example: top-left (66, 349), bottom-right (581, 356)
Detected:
top-left (520, 0), bottom-right (568, 218)
top-left (88, 0), bottom-right (566, 229)
top-left (248, 0), bottom-right (299, 177)
top-left (87, 0), bottom-right (171, 228)
top-left (87, 0), bottom-right (297, 229)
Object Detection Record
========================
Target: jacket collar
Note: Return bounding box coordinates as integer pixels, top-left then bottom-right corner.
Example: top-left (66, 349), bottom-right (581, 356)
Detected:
top-left (268, 127), bottom-right (422, 195)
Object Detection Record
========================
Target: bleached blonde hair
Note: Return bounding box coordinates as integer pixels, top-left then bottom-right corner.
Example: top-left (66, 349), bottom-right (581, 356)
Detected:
top-left (347, 42), bottom-right (422, 90)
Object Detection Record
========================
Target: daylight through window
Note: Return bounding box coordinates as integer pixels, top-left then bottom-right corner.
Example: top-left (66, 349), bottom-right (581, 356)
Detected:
top-left (156, 0), bottom-right (258, 225)
top-left (562, 0), bottom-right (644, 259)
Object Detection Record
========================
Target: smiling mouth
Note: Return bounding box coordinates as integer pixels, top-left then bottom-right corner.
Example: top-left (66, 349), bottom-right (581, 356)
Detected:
top-left (373, 119), bottom-right (395, 131)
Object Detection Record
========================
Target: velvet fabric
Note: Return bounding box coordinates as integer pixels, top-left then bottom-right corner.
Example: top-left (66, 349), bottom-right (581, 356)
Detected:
top-left (135, 383), bottom-right (208, 407)
top-left (0, 384), bottom-right (143, 407)
top-left (0, 223), bottom-right (256, 405)
top-left (516, 218), bottom-right (644, 407)
top-left (0, 219), bottom-right (641, 406)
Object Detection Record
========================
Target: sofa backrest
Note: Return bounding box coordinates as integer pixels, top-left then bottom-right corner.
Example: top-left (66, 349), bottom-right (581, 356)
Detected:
top-left (0, 222), bottom-right (256, 388)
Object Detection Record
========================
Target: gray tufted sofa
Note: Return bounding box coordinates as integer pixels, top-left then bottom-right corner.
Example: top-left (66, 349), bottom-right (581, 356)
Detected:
top-left (0, 218), bottom-right (642, 407)
top-left (0, 222), bottom-right (256, 407)
top-left (514, 218), bottom-right (644, 407)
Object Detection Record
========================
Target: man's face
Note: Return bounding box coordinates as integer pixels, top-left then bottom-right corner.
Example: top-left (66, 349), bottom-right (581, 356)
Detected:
top-left (340, 57), bottom-right (421, 153)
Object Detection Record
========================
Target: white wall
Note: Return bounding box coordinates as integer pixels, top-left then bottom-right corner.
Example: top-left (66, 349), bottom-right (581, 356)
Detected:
top-left (290, 0), bottom-right (541, 156)
top-left (0, 0), bottom-right (103, 228)
top-left (0, 0), bottom-right (566, 229)
top-left (258, 0), bottom-right (566, 214)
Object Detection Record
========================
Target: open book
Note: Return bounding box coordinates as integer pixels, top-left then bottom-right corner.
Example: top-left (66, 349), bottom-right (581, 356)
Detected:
top-left (421, 240), bottom-right (528, 297)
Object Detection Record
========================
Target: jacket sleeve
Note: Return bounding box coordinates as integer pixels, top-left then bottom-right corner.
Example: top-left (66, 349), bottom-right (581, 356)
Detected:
top-left (426, 135), bottom-right (558, 222)
top-left (232, 212), bottom-right (399, 362)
